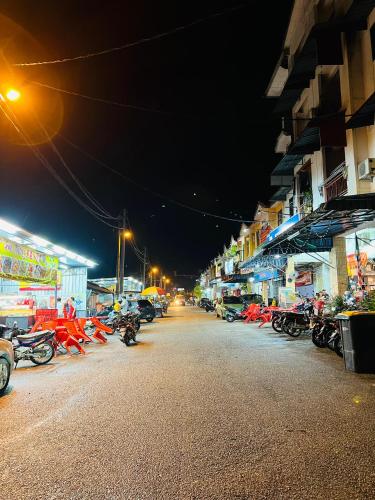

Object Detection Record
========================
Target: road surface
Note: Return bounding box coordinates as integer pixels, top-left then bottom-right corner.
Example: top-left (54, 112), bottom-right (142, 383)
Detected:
top-left (1, 306), bottom-right (375, 499)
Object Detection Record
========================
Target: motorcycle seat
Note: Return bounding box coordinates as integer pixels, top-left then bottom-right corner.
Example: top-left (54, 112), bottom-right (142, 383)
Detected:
top-left (16, 330), bottom-right (52, 341)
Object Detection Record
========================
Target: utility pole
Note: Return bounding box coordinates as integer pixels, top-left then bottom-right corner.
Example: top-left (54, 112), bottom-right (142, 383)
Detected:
top-left (119, 208), bottom-right (126, 296)
top-left (142, 247), bottom-right (147, 291)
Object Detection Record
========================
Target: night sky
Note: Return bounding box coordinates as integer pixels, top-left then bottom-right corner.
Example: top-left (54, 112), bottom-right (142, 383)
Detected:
top-left (0, 1), bottom-right (293, 288)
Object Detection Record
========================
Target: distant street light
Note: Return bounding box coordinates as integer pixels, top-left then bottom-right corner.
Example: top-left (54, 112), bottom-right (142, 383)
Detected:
top-left (124, 230), bottom-right (132, 239)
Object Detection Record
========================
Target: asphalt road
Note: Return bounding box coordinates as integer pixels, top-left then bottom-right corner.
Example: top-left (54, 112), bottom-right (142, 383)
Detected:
top-left (1, 306), bottom-right (375, 499)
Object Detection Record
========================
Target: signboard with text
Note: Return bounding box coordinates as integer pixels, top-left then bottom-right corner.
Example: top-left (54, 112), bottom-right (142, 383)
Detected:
top-left (0, 237), bottom-right (58, 285)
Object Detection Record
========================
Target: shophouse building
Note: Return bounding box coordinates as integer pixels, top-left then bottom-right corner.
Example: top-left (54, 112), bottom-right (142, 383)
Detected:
top-left (240, 0), bottom-right (375, 304)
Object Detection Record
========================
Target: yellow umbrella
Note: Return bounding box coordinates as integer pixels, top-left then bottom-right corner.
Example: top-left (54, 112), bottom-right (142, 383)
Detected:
top-left (141, 286), bottom-right (166, 296)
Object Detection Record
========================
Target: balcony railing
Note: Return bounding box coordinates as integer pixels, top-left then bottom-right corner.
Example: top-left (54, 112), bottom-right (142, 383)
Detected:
top-left (322, 162), bottom-right (348, 202)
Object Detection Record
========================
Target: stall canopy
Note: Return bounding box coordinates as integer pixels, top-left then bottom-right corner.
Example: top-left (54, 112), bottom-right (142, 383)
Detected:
top-left (87, 281), bottom-right (113, 295)
top-left (240, 193), bottom-right (375, 266)
top-left (0, 217), bottom-right (97, 279)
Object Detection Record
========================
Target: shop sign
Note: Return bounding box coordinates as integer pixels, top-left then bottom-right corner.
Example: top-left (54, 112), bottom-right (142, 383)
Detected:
top-left (0, 237), bottom-right (58, 285)
top-left (260, 223), bottom-right (271, 244)
top-left (224, 259), bottom-right (234, 275)
top-left (295, 271), bottom-right (313, 287)
top-left (253, 269), bottom-right (279, 282)
top-left (278, 287), bottom-right (297, 308)
top-left (240, 268), bottom-right (253, 275)
top-left (266, 213), bottom-right (300, 243)
top-left (347, 252), bottom-right (368, 277)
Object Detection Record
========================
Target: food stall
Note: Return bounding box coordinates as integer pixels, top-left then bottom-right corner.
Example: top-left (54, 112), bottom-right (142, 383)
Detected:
top-left (0, 217), bottom-right (97, 324)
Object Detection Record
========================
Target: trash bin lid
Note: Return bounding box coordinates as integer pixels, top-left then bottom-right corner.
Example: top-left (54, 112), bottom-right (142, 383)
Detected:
top-left (339, 311), bottom-right (375, 317)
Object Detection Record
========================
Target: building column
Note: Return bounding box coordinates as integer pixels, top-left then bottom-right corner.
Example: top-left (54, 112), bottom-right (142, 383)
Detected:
top-left (329, 237), bottom-right (348, 296)
top-left (285, 257), bottom-right (296, 291)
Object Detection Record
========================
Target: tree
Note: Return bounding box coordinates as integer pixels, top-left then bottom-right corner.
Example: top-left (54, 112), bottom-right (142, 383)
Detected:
top-left (193, 284), bottom-right (203, 299)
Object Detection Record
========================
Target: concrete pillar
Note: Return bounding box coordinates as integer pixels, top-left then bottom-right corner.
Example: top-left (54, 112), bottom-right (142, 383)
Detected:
top-left (286, 257), bottom-right (296, 291)
top-left (329, 237), bottom-right (348, 296)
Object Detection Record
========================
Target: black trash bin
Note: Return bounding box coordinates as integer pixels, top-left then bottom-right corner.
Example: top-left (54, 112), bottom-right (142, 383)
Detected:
top-left (336, 312), bottom-right (375, 373)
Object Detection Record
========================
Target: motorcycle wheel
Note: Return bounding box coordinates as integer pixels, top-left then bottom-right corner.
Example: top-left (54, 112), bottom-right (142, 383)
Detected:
top-left (135, 320), bottom-right (141, 332)
top-left (311, 327), bottom-right (327, 348)
top-left (283, 321), bottom-right (301, 337)
top-left (334, 336), bottom-right (343, 358)
top-left (30, 341), bottom-right (54, 365)
top-left (281, 320), bottom-right (291, 334)
top-left (0, 358), bottom-right (11, 396)
top-left (146, 318), bottom-right (153, 323)
top-left (226, 314), bottom-right (235, 323)
top-left (271, 317), bottom-right (283, 333)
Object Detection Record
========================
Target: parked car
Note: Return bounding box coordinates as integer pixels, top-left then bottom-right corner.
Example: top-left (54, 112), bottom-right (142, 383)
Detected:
top-left (0, 338), bottom-right (14, 396)
top-left (133, 299), bottom-right (156, 323)
top-left (241, 294), bottom-right (263, 305)
top-left (215, 296), bottom-right (244, 320)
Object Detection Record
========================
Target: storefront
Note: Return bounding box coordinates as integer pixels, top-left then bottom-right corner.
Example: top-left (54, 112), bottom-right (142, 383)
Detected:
top-left (0, 217), bottom-right (97, 326)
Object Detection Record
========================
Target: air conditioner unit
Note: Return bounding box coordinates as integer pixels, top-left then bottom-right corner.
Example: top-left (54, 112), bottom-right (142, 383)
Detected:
top-left (358, 158), bottom-right (375, 180)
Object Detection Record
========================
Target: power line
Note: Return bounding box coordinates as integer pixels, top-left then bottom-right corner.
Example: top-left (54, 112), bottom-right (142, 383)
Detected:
top-left (14, 4), bottom-right (246, 67)
top-left (0, 102), bottom-right (120, 229)
top-left (32, 81), bottom-right (173, 116)
top-left (60, 135), bottom-right (257, 224)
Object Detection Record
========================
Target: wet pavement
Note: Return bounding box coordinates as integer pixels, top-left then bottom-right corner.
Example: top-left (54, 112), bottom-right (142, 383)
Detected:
top-left (1, 306), bottom-right (375, 499)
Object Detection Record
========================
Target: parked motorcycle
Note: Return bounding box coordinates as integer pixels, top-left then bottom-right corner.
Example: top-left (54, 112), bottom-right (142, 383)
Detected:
top-left (111, 313), bottom-right (138, 346)
top-left (205, 301), bottom-right (215, 312)
top-left (0, 323), bottom-right (55, 367)
top-left (281, 301), bottom-right (316, 337)
top-left (311, 316), bottom-right (343, 357)
top-left (225, 306), bottom-right (246, 322)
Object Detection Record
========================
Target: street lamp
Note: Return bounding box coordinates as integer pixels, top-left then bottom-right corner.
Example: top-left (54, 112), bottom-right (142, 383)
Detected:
top-left (124, 230), bottom-right (132, 239)
top-left (5, 89), bottom-right (21, 102)
top-left (151, 266), bottom-right (159, 287)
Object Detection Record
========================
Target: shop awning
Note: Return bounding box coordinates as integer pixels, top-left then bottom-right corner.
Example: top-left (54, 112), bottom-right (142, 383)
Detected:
top-left (221, 273), bottom-right (249, 283)
top-left (272, 154), bottom-right (304, 176)
top-left (87, 281), bottom-right (114, 295)
top-left (242, 193), bottom-right (375, 260)
top-left (346, 92), bottom-right (375, 129)
top-left (272, 0), bottom-right (373, 114)
top-left (240, 254), bottom-right (288, 270)
top-left (287, 126), bottom-right (321, 155)
top-left (270, 186), bottom-right (292, 202)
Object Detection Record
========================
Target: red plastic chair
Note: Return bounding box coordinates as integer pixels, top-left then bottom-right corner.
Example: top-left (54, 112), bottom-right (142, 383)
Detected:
top-left (76, 318), bottom-right (107, 344)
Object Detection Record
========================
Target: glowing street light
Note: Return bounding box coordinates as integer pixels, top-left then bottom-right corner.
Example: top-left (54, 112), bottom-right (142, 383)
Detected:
top-left (6, 88), bottom-right (21, 102)
top-left (123, 230), bottom-right (132, 239)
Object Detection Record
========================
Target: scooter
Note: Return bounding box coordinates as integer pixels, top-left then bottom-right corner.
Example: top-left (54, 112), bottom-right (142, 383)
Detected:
top-left (205, 302), bottom-right (215, 312)
top-left (0, 323), bottom-right (55, 367)
top-left (225, 306), bottom-right (245, 322)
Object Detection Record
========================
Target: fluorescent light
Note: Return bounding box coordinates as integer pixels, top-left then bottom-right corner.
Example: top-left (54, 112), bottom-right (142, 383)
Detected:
top-left (66, 250), bottom-right (78, 259)
top-left (275, 254), bottom-right (281, 259)
top-left (0, 218), bottom-right (22, 234)
top-left (52, 245), bottom-right (67, 255)
top-left (8, 236), bottom-right (25, 244)
top-left (32, 235), bottom-right (50, 247)
top-left (43, 248), bottom-right (54, 255)
top-left (76, 255), bottom-right (86, 264)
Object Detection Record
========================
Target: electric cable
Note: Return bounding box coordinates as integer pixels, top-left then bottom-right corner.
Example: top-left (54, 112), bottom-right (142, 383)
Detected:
top-left (34, 116), bottom-right (118, 220)
top-left (60, 135), bottom-right (258, 224)
top-left (0, 102), bottom-right (120, 229)
top-left (14, 5), bottom-right (247, 67)
top-left (32, 81), bottom-right (173, 116)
